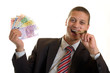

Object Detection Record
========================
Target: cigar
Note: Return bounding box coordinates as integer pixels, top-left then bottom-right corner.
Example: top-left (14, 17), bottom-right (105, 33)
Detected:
top-left (76, 31), bottom-right (87, 34)
top-left (71, 29), bottom-right (87, 34)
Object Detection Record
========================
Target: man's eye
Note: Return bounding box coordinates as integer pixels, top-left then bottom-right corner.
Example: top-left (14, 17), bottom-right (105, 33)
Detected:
top-left (70, 18), bottom-right (75, 22)
top-left (80, 21), bottom-right (85, 25)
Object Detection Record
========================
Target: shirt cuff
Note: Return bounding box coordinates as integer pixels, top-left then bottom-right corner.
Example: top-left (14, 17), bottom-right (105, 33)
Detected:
top-left (15, 51), bottom-right (26, 59)
top-left (90, 53), bottom-right (100, 60)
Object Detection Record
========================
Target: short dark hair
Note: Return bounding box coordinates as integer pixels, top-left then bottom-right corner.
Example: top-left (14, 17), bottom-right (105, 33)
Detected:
top-left (68, 6), bottom-right (90, 25)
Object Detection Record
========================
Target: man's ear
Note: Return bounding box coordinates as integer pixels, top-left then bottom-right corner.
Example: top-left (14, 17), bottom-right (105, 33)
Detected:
top-left (65, 19), bottom-right (68, 26)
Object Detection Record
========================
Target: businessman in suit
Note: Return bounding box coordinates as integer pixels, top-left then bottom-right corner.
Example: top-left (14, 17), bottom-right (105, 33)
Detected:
top-left (9, 6), bottom-right (109, 73)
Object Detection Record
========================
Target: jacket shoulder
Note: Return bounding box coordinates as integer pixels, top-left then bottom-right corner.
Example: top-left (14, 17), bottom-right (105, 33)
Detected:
top-left (34, 38), bottom-right (61, 51)
top-left (38, 38), bottom-right (61, 44)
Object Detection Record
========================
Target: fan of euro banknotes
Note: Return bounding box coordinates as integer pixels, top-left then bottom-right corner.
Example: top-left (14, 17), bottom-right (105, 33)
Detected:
top-left (11, 14), bottom-right (38, 39)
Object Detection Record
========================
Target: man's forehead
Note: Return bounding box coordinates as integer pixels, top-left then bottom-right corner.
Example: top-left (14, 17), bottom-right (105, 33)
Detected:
top-left (70, 11), bottom-right (89, 21)
top-left (71, 10), bottom-right (88, 15)
top-left (70, 17), bottom-right (86, 21)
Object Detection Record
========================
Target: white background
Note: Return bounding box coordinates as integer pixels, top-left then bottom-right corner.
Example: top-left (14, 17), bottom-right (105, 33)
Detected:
top-left (0, 0), bottom-right (110, 72)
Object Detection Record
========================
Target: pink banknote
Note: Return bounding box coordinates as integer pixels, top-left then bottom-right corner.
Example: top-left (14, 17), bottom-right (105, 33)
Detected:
top-left (19, 25), bottom-right (37, 39)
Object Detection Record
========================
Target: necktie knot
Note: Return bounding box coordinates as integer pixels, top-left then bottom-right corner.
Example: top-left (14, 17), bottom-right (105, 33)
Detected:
top-left (66, 46), bottom-right (74, 53)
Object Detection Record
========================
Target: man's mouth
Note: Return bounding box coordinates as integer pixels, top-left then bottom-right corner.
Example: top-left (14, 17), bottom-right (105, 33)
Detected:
top-left (71, 29), bottom-right (86, 34)
top-left (71, 29), bottom-right (77, 35)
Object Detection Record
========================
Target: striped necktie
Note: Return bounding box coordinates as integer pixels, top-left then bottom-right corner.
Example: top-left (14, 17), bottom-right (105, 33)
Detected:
top-left (57, 46), bottom-right (74, 73)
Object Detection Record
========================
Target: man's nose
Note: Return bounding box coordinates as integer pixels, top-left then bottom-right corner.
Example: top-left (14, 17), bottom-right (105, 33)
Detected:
top-left (72, 22), bottom-right (80, 28)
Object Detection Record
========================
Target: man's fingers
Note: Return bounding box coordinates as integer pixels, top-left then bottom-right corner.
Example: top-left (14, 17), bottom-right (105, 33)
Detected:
top-left (9, 30), bottom-right (14, 40)
top-left (81, 33), bottom-right (91, 42)
top-left (81, 33), bottom-right (87, 42)
top-left (81, 33), bottom-right (84, 41)
top-left (9, 29), bottom-right (21, 41)
top-left (86, 34), bottom-right (90, 42)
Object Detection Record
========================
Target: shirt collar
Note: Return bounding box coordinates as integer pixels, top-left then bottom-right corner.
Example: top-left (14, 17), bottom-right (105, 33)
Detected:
top-left (61, 37), bottom-right (80, 51)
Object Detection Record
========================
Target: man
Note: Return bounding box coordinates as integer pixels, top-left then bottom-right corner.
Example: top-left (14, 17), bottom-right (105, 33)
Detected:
top-left (9, 6), bottom-right (109, 73)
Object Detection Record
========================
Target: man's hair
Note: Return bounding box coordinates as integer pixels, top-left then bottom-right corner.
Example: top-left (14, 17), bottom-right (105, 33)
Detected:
top-left (68, 6), bottom-right (90, 25)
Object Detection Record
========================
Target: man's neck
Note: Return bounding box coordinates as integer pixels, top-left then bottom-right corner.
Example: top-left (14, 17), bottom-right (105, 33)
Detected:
top-left (63, 35), bottom-right (80, 45)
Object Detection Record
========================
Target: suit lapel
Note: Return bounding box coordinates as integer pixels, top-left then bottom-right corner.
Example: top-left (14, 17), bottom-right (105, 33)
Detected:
top-left (46, 38), bottom-right (62, 73)
top-left (70, 42), bottom-right (85, 73)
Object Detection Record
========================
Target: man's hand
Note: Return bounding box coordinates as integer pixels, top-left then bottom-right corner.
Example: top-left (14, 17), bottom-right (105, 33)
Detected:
top-left (81, 33), bottom-right (99, 55)
top-left (9, 29), bottom-right (24, 52)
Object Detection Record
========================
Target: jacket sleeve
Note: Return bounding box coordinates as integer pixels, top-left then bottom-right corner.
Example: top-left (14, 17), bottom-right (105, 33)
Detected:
top-left (96, 54), bottom-right (109, 73)
top-left (12, 40), bottom-right (38, 73)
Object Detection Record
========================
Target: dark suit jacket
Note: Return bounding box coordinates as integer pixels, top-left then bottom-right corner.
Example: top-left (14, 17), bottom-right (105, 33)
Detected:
top-left (12, 38), bottom-right (109, 73)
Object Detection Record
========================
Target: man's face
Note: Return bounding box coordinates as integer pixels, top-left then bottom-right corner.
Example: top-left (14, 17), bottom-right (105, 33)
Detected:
top-left (65, 11), bottom-right (89, 41)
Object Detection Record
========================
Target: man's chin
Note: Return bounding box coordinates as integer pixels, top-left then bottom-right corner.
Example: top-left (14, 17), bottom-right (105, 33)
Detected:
top-left (69, 36), bottom-right (79, 41)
